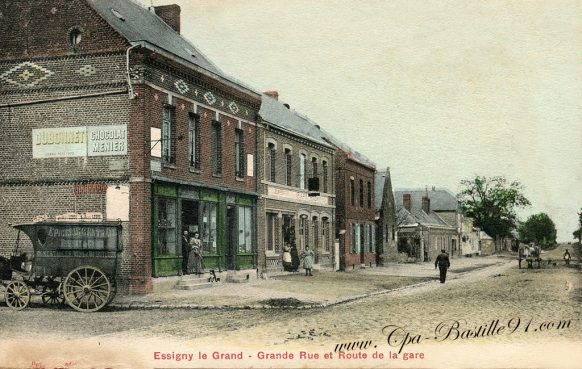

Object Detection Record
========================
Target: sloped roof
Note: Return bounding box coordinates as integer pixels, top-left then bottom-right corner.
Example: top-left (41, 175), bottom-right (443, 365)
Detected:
top-left (86, 0), bottom-right (259, 96)
top-left (319, 128), bottom-right (376, 169)
top-left (397, 207), bottom-right (453, 228)
top-left (394, 188), bottom-right (459, 212)
top-left (375, 169), bottom-right (387, 212)
top-left (259, 95), bottom-right (332, 147)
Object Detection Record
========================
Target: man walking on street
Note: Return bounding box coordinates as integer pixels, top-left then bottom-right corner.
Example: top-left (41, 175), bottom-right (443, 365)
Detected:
top-left (435, 249), bottom-right (450, 283)
top-left (181, 230), bottom-right (191, 275)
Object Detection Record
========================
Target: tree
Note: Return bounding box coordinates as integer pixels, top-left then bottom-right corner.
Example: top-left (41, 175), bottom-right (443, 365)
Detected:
top-left (574, 208), bottom-right (582, 244)
top-left (457, 176), bottom-right (530, 239)
top-left (518, 213), bottom-right (557, 249)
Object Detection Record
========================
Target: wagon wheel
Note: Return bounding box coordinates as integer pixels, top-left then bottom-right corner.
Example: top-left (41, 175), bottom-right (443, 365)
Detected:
top-left (63, 266), bottom-right (111, 313)
top-left (5, 281), bottom-right (31, 311)
top-left (41, 284), bottom-right (65, 306)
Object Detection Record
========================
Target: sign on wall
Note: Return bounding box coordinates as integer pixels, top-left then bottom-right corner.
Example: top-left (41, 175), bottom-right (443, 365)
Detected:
top-left (32, 125), bottom-right (127, 158)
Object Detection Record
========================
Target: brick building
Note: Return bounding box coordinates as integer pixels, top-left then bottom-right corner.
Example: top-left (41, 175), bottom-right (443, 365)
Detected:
top-left (0, 0), bottom-right (261, 294)
top-left (320, 130), bottom-right (377, 270)
top-left (258, 93), bottom-right (336, 274)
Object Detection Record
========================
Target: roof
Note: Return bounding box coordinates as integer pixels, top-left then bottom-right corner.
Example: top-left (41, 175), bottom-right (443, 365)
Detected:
top-left (319, 128), bottom-right (376, 169)
top-left (86, 0), bottom-right (259, 97)
top-left (259, 95), bottom-right (333, 148)
top-left (396, 207), bottom-right (454, 228)
top-left (393, 188), bottom-right (459, 212)
top-left (375, 170), bottom-right (387, 212)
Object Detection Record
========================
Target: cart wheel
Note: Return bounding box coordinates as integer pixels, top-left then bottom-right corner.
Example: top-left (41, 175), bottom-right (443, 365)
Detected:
top-left (5, 281), bottom-right (31, 311)
top-left (41, 285), bottom-right (65, 306)
top-left (63, 266), bottom-right (111, 313)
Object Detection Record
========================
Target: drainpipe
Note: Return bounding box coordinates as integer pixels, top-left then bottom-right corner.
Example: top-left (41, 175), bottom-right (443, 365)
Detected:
top-left (126, 44), bottom-right (140, 99)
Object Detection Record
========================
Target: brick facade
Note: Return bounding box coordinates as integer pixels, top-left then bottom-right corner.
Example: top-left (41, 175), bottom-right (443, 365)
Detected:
top-left (0, 0), bottom-right (261, 294)
top-left (333, 150), bottom-right (377, 270)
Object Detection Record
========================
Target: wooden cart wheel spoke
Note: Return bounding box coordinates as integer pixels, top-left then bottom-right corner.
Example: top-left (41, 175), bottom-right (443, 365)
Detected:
top-left (5, 281), bottom-right (31, 311)
top-left (63, 266), bottom-right (111, 312)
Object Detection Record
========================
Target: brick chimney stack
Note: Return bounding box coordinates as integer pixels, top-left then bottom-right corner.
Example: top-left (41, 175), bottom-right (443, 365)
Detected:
top-left (422, 196), bottom-right (430, 213)
top-left (403, 194), bottom-right (412, 211)
top-left (154, 5), bottom-right (181, 33)
top-left (264, 91), bottom-right (279, 100)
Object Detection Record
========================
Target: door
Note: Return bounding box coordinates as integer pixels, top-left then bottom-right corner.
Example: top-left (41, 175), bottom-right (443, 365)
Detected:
top-left (226, 205), bottom-right (237, 269)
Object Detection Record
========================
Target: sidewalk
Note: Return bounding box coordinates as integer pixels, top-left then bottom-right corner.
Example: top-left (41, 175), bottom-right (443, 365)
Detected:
top-left (110, 255), bottom-right (513, 311)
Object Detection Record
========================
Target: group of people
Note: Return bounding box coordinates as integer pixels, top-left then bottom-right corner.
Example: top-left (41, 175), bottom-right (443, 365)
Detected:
top-left (282, 244), bottom-right (315, 276)
top-left (181, 230), bottom-right (204, 275)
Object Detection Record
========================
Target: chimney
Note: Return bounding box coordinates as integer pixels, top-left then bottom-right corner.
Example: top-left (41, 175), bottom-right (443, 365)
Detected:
top-left (403, 194), bottom-right (412, 211)
top-left (154, 5), bottom-right (181, 33)
top-left (264, 91), bottom-right (279, 100)
top-left (422, 196), bottom-right (430, 213)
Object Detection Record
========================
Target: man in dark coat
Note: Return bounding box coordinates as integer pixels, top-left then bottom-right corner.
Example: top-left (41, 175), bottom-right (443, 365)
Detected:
top-left (435, 249), bottom-right (450, 283)
top-left (181, 230), bottom-right (191, 275)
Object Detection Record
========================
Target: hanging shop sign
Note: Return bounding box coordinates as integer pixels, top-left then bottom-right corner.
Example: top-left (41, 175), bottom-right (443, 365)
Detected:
top-left (32, 125), bottom-right (127, 158)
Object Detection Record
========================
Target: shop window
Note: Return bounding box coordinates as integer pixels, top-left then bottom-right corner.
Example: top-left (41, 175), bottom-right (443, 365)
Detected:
top-left (266, 213), bottom-right (276, 252)
top-left (188, 113), bottom-right (201, 169)
top-left (201, 202), bottom-right (217, 253)
top-left (235, 129), bottom-right (245, 178)
top-left (285, 149), bottom-right (292, 186)
top-left (312, 216), bottom-right (319, 250)
top-left (322, 217), bottom-right (330, 252)
top-left (299, 215), bottom-right (308, 249)
top-left (162, 105), bottom-right (175, 164)
top-left (212, 122), bottom-right (222, 175)
top-left (238, 206), bottom-right (253, 253)
top-left (157, 198), bottom-right (177, 255)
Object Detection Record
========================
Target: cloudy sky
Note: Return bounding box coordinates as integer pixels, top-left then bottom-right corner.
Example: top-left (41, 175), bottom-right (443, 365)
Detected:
top-left (152, 0), bottom-right (582, 241)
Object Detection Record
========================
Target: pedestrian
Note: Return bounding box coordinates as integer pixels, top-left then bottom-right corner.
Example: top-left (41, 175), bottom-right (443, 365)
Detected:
top-left (282, 243), bottom-right (292, 272)
top-left (300, 245), bottom-right (315, 276)
top-left (188, 232), bottom-right (204, 275)
top-left (434, 249), bottom-right (450, 283)
top-left (563, 249), bottom-right (571, 265)
top-left (181, 230), bottom-right (190, 275)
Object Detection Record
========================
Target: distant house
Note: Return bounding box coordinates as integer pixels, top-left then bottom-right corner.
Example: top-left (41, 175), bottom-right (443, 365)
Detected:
top-left (374, 168), bottom-right (397, 264)
top-left (479, 231), bottom-right (495, 255)
top-left (460, 217), bottom-right (481, 256)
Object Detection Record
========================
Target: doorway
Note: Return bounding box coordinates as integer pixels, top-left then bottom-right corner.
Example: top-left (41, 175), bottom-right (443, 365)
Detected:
top-left (226, 205), bottom-right (237, 269)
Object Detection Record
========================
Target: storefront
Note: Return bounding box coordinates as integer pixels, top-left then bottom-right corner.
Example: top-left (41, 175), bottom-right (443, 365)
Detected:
top-left (152, 182), bottom-right (257, 277)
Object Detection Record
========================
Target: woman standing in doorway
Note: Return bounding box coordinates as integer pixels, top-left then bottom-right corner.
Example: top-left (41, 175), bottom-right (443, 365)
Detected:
top-left (189, 232), bottom-right (204, 275)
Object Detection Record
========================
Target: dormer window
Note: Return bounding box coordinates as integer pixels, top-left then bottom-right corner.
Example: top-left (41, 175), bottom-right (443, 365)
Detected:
top-left (69, 27), bottom-right (82, 46)
top-left (111, 8), bottom-right (125, 21)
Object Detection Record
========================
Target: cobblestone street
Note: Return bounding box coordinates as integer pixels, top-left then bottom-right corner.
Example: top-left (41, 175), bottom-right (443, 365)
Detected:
top-left (1, 254), bottom-right (580, 368)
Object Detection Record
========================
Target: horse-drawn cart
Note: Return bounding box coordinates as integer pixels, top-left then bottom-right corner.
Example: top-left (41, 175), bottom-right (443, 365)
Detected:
top-left (1, 221), bottom-right (122, 312)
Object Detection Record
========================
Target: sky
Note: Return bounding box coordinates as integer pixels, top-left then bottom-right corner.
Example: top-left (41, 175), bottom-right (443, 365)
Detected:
top-left (151, 0), bottom-right (582, 241)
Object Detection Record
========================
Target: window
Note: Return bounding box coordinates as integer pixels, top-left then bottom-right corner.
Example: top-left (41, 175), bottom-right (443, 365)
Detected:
top-left (162, 105), bottom-right (175, 164)
top-left (312, 216), bottom-right (319, 250)
top-left (359, 179), bottom-right (364, 207)
top-left (322, 161), bottom-right (328, 193)
top-left (69, 28), bottom-right (82, 46)
top-left (367, 181), bottom-right (372, 209)
top-left (157, 198), bottom-right (177, 255)
top-left (201, 202), bottom-right (217, 253)
top-left (322, 217), bottom-right (330, 252)
top-left (188, 113), bottom-right (201, 169)
top-left (212, 122), bottom-right (222, 175)
top-left (285, 149), bottom-right (292, 186)
top-left (269, 143), bottom-right (276, 182)
top-left (235, 129), bottom-right (245, 177)
top-left (312, 157), bottom-right (318, 178)
top-left (238, 206), bottom-right (253, 253)
top-left (266, 213), bottom-right (276, 252)
top-left (299, 215), bottom-right (308, 249)
top-left (352, 223), bottom-right (360, 254)
top-left (368, 225), bottom-right (376, 253)
top-left (299, 154), bottom-right (306, 189)
top-left (350, 178), bottom-right (355, 206)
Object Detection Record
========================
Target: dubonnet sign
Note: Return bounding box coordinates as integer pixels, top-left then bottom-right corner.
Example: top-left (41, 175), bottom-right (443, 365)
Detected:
top-left (32, 125), bottom-right (127, 158)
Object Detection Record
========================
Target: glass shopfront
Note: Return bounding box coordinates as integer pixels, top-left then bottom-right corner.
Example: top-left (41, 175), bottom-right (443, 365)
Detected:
top-left (152, 183), bottom-right (257, 277)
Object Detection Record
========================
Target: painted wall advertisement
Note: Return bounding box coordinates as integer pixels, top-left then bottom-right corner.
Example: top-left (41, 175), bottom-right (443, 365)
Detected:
top-left (32, 125), bottom-right (127, 158)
